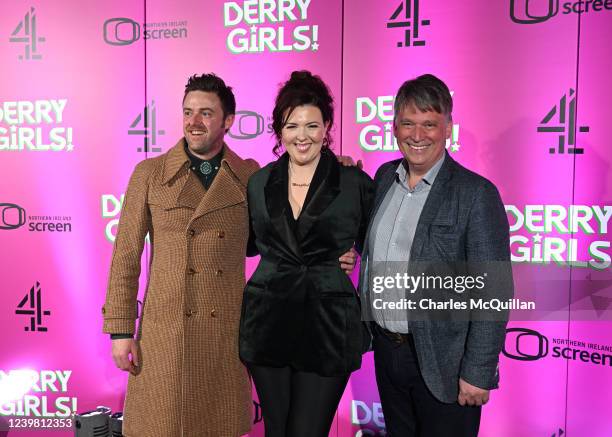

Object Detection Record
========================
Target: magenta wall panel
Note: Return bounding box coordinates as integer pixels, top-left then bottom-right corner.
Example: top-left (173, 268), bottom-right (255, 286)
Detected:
top-left (1, 1), bottom-right (610, 436)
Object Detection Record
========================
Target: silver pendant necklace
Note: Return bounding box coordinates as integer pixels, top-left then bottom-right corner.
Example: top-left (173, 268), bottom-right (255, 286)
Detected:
top-left (199, 161), bottom-right (213, 175)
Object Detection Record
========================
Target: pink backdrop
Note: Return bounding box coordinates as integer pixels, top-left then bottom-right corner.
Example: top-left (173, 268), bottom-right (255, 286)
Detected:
top-left (1, 1), bottom-right (610, 436)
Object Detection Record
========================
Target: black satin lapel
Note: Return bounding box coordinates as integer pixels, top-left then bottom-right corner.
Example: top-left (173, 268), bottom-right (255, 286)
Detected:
top-left (264, 155), bottom-right (286, 220)
top-left (264, 153), bottom-right (302, 261)
top-left (297, 152), bottom-right (340, 241)
top-left (410, 156), bottom-right (454, 260)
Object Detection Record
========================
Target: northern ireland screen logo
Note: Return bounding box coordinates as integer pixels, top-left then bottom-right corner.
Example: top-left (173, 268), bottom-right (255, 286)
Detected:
top-left (0, 203), bottom-right (26, 230)
top-left (510, 0), bottom-right (559, 24)
top-left (103, 18), bottom-right (140, 46)
top-left (510, 0), bottom-right (611, 24)
top-left (503, 327), bottom-right (612, 367)
top-left (503, 327), bottom-right (549, 361)
top-left (103, 17), bottom-right (188, 46)
top-left (0, 202), bottom-right (72, 233)
top-left (228, 111), bottom-right (265, 140)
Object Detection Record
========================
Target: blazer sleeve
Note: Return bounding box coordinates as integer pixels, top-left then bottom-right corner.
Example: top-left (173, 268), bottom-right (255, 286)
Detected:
top-left (460, 181), bottom-right (514, 390)
top-left (102, 159), bottom-right (154, 335)
top-left (355, 171), bottom-right (374, 255)
top-left (246, 177), bottom-right (259, 257)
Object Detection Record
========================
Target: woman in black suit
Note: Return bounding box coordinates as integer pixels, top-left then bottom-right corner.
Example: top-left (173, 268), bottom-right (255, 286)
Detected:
top-left (239, 71), bottom-right (374, 437)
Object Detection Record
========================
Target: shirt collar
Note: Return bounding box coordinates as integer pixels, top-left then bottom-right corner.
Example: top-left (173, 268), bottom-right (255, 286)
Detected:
top-left (184, 143), bottom-right (223, 169)
top-left (162, 139), bottom-right (250, 186)
top-left (396, 152), bottom-right (446, 187)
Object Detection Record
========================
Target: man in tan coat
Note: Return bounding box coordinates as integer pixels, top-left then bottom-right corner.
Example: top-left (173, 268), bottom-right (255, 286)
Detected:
top-left (103, 74), bottom-right (258, 437)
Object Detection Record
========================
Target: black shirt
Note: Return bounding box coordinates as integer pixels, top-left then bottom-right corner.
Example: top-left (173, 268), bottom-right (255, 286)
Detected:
top-left (185, 144), bottom-right (223, 190)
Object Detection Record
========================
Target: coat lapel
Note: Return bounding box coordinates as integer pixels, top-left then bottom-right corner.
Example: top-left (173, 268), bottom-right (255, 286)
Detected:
top-left (160, 140), bottom-right (205, 211)
top-left (189, 145), bottom-right (247, 223)
top-left (409, 153), bottom-right (455, 260)
top-left (296, 151), bottom-right (340, 242)
top-left (264, 153), bottom-right (302, 261)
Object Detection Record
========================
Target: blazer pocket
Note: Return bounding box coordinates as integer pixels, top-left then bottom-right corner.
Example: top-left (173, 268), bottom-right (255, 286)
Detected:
top-left (428, 231), bottom-right (461, 260)
top-left (318, 268), bottom-right (356, 298)
top-left (431, 196), bottom-right (458, 227)
top-left (429, 204), bottom-right (460, 248)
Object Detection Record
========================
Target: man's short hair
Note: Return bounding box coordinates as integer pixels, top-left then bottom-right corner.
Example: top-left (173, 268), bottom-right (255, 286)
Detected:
top-left (394, 74), bottom-right (453, 121)
top-left (183, 73), bottom-right (236, 118)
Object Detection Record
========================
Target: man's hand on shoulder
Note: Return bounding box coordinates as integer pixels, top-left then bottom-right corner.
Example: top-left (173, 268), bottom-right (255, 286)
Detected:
top-left (112, 338), bottom-right (139, 375)
top-left (458, 378), bottom-right (489, 406)
top-left (337, 155), bottom-right (363, 169)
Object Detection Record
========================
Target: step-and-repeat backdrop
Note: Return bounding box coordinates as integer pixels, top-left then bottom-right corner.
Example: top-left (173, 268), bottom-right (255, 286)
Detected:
top-left (1, 1), bottom-right (610, 436)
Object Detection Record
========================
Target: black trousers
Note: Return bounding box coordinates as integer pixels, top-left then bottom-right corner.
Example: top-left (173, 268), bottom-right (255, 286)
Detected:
top-left (247, 364), bottom-right (349, 437)
top-left (373, 327), bottom-right (481, 437)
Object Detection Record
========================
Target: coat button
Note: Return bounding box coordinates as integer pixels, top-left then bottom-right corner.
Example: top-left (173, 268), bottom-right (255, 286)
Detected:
top-left (188, 267), bottom-right (196, 274)
top-left (188, 229), bottom-right (195, 237)
top-left (185, 309), bottom-right (197, 317)
top-left (215, 269), bottom-right (223, 277)
top-left (210, 309), bottom-right (217, 318)
top-left (218, 230), bottom-right (225, 238)
top-left (101, 307), bottom-right (106, 314)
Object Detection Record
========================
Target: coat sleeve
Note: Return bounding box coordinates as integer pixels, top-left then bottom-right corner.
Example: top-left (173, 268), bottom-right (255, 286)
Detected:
top-left (102, 159), bottom-right (154, 335)
top-left (459, 181), bottom-right (514, 390)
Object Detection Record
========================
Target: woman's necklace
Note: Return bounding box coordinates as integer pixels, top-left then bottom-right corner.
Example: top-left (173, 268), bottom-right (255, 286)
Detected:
top-left (289, 160), bottom-right (313, 187)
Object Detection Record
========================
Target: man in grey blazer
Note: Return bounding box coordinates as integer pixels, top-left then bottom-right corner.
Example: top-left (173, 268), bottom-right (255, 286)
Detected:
top-left (359, 74), bottom-right (513, 436)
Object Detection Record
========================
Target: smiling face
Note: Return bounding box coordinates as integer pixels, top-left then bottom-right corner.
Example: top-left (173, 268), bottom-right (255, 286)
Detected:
top-left (281, 105), bottom-right (329, 166)
top-left (182, 90), bottom-right (234, 159)
top-left (394, 103), bottom-right (451, 176)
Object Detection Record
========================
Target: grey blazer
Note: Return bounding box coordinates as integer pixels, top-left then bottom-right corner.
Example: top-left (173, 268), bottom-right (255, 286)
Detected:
top-left (359, 152), bottom-right (513, 403)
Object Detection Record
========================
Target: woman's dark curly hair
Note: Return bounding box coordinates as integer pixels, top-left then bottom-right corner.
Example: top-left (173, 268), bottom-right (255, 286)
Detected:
top-left (271, 70), bottom-right (334, 156)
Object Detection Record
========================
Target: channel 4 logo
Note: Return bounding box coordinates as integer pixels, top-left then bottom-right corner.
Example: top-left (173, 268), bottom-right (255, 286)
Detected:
top-left (128, 101), bottom-right (165, 153)
top-left (0, 203), bottom-right (26, 230)
top-left (9, 7), bottom-right (46, 60)
top-left (503, 327), bottom-right (549, 361)
top-left (387, 0), bottom-right (430, 47)
top-left (104, 18), bottom-right (140, 46)
top-left (15, 281), bottom-right (51, 332)
top-left (538, 88), bottom-right (589, 155)
top-left (228, 111), bottom-right (265, 140)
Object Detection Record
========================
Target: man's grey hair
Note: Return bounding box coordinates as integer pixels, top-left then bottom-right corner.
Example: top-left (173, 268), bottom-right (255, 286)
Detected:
top-left (394, 74), bottom-right (453, 122)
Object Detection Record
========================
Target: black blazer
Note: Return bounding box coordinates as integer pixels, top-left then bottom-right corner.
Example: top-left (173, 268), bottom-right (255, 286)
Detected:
top-left (239, 150), bottom-right (374, 376)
